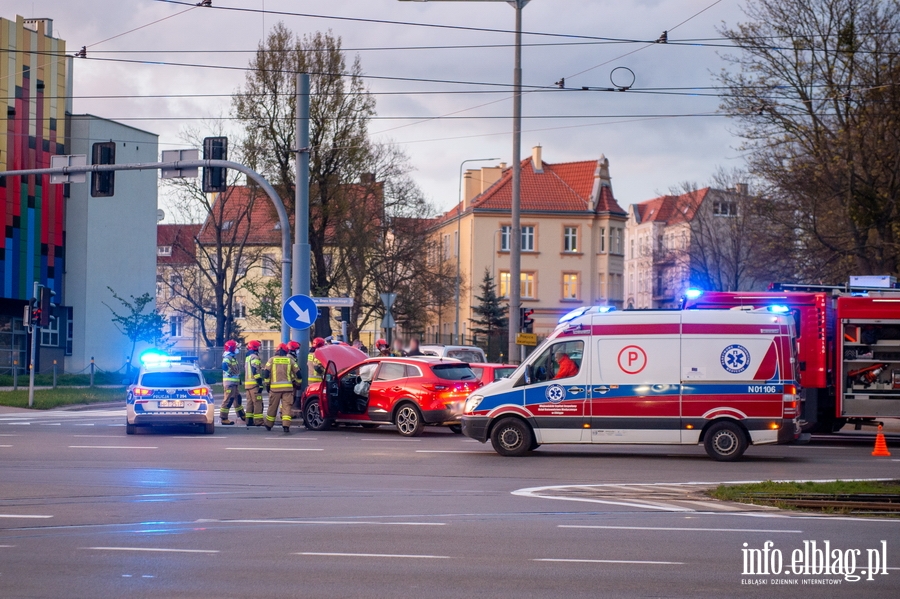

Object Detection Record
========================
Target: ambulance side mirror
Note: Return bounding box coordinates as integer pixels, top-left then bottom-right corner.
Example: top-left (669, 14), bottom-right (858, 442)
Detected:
top-left (524, 365), bottom-right (533, 385)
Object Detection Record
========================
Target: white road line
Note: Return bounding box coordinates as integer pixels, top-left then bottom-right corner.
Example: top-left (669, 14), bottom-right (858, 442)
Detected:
top-left (0, 433), bottom-right (21, 436)
top-left (0, 544), bottom-right (16, 547)
top-left (40, 423), bottom-right (61, 426)
top-left (172, 436), bottom-right (227, 439)
top-left (72, 435), bottom-right (121, 438)
top-left (225, 447), bottom-right (323, 452)
top-left (7, 422), bottom-right (30, 426)
top-left (85, 547), bottom-right (218, 554)
top-left (558, 525), bottom-right (802, 533)
top-left (297, 552), bottom-right (450, 559)
top-left (0, 444), bottom-right (11, 448)
top-left (415, 450), bottom-right (488, 454)
top-left (264, 437), bottom-right (318, 440)
top-left (200, 519), bottom-right (444, 526)
top-left (74, 423), bottom-right (95, 426)
top-left (0, 514), bottom-right (53, 519)
top-left (534, 558), bottom-right (684, 565)
top-left (68, 446), bottom-right (157, 449)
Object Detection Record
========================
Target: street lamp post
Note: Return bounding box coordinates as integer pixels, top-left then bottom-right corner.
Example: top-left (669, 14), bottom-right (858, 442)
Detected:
top-left (399, 0), bottom-right (530, 361)
top-left (456, 158), bottom-right (499, 345)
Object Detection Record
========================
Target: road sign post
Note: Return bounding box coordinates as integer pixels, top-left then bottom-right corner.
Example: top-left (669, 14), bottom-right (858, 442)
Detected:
top-left (380, 293), bottom-right (397, 345)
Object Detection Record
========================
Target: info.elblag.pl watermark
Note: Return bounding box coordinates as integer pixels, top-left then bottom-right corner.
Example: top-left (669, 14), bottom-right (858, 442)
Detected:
top-left (741, 540), bottom-right (889, 585)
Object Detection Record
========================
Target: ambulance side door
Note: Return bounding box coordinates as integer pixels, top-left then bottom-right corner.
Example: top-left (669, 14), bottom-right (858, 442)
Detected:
top-left (522, 337), bottom-right (590, 443)
top-left (590, 315), bottom-right (682, 443)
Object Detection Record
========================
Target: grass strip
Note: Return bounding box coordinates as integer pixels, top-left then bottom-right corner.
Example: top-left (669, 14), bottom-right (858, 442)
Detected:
top-left (0, 387), bottom-right (126, 410)
top-left (709, 480), bottom-right (900, 515)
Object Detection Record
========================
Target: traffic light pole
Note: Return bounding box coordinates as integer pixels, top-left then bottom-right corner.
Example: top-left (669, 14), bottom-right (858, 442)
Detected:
top-left (28, 320), bottom-right (38, 408)
top-left (0, 158), bottom-right (294, 343)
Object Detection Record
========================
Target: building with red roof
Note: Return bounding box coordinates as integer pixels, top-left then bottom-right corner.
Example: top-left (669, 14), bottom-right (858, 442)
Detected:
top-left (427, 147), bottom-right (628, 342)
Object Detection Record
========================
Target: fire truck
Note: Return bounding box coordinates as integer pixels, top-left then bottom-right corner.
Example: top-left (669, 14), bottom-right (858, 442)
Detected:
top-left (684, 280), bottom-right (900, 432)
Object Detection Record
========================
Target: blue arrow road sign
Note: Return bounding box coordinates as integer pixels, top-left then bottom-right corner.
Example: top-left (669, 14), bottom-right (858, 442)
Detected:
top-left (282, 294), bottom-right (318, 331)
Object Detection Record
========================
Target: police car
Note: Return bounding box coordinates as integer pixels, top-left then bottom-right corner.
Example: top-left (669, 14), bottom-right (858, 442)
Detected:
top-left (126, 353), bottom-right (216, 434)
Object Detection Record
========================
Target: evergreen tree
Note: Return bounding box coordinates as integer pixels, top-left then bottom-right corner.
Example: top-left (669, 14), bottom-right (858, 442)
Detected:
top-left (470, 270), bottom-right (508, 360)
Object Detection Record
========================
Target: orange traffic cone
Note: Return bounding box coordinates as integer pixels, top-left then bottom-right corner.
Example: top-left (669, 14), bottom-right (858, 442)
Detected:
top-left (872, 424), bottom-right (891, 457)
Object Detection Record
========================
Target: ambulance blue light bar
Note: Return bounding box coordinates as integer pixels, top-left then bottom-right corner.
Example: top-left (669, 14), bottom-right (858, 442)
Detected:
top-left (768, 305), bottom-right (790, 313)
top-left (684, 288), bottom-right (703, 300)
top-left (558, 305), bottom-right (615, 324)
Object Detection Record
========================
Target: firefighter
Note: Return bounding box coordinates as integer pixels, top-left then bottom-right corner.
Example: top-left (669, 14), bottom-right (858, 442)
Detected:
top-left (243, 340), bottom-right (265, 427)
top-left (309, 337), bottom-right (326, 386)
top-left (220, 340), bottom-right (246, 425)
top-left (375, 338), bottom-right (390, 357)
top-left (263, 343), bottom-right (301, 433)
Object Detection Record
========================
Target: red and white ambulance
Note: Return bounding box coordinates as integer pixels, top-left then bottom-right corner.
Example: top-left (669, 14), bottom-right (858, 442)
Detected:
top-left (461, 307), bottom-right (801, 460)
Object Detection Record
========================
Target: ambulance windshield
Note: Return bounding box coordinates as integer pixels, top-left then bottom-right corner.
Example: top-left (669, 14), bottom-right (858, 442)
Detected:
top-left (529, 340), bottom-right (584, 383)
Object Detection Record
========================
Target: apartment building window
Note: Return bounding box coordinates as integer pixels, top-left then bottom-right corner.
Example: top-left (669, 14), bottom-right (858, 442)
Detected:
top-left (499, 271), bottom-right (536, 299)
top-left (629, 273), bottom-right (635, 296)
top-left (500, 226), bottom-right (510, 251)
top-left (157, 245), bottom-right (172, 257)
top-left (40, 315), bottom-right (60, 347)
top-left (261, 339), bottom-right (273, 355)
top-left (453, 231), bottom-right (458, 257)
top-left (521, 226), bottom-right (535, 252)
top-left (262, 254), bottom-right (277, 277)
top-left (442, 234), bottom-right (451, 260)
top-left (169, 315), bottom-right (184, 338)
top-left (597, 272), bottom-right (606, 298)
top-left (630, 238), bottom-right (635, 260)
top-left (617, 227), bottom-right (625, 254)
top-left (598, 227), bottom-right (606, 253)
top-left (156, 274), bottom-right (164, 298)
top-left (222, 220), bottom-right (234, 231)
top-left (562, 273), bottom-right (579, 300)
top-left (714, 201), bottom-right (738, 216)
top-left (563, 226), bottom-right (578, 253)
top-left (234, 301), bottom-right (247, 319)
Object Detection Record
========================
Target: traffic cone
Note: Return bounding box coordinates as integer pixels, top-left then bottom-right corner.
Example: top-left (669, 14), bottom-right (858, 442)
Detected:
top-left (872, 424), bottom-right (891, 457)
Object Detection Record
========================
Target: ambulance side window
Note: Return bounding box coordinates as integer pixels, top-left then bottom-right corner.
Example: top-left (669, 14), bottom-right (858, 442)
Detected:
top-left (530, 341), bottom-right (584, 383)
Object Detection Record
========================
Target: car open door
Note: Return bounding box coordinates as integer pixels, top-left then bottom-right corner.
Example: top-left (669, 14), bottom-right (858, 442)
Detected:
top-left (322, 361), bottom-right (340, 418)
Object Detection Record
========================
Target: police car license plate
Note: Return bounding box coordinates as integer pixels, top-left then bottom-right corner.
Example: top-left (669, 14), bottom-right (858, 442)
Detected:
top-left (159, 400), bottom-right (185, 408)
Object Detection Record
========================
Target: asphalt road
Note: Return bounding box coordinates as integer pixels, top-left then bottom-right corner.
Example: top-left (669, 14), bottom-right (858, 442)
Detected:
top-left (0, 405), bottom-right (898, 599)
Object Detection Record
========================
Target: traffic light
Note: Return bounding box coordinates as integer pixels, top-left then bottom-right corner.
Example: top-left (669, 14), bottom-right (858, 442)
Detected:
top-left (39, 286), bottom-right (53, 327)
top-left (520, 307), bottom-right (534, 333)
top-left (91, 141), bottom-right (116, 197)
top-left (202, 136), bottom-right (228, 193)
top-left (340, 307), bottom-right (351, 323)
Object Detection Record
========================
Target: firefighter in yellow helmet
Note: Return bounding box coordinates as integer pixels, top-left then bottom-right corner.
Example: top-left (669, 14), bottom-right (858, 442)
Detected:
top-left (220, 340), bottom-right (246, 425)
top-left (263, 343), bottom-right (301, 432)
top-left (243, 340), bottom-right (265, 427)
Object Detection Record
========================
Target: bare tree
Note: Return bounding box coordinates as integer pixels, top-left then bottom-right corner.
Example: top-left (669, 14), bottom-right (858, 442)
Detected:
top-left (719, 0), bottom-right (900, 280)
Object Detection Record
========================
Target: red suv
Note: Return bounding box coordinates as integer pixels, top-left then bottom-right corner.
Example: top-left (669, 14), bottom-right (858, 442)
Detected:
top-left (302, 357), bottom-right (482, 437)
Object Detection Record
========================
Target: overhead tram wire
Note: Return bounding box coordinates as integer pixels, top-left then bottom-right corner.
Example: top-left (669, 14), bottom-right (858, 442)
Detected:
top-left (86, 4), bottom-right (200, 48)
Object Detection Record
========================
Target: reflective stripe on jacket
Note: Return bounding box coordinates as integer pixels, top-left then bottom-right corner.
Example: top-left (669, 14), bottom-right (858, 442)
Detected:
top-left (223, 353), bottom-right (240, 385)
top-left (307, 353), bottom-right (324, 383)
top-left (264, 355), bottom-right (299, 390)
top-left (244, 352), bottom-right (262, 389)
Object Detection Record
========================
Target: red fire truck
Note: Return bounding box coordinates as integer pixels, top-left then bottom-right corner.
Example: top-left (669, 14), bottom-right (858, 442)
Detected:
top-left (685, 283), bottom-right (900, 432)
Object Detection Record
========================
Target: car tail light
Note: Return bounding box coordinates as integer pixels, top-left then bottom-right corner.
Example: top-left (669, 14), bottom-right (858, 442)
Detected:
top-left (782, 384), bottom-right (798, 418)
top-left (423, 383), bottom-right (449, 392)
top-left (190, 387), bottom-right (210, 396)
top-left (133, 387), bottom-right (153, 397)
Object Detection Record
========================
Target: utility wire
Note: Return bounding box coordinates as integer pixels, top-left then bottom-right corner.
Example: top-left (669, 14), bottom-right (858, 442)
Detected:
top-left (87, 4), bottom-right (199, 48)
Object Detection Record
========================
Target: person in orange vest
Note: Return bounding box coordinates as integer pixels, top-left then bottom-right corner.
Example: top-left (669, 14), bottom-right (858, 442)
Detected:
top-left (553, 351), bottom-right (579, 380)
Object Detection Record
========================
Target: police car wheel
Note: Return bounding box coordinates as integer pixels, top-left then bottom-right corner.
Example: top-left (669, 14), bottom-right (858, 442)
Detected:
top-left (491, 417), bottom-right (533, 457)
top-left (395, 404), bottom-right (424, 437)
top-left (304, 399), bottom-right (330, 431)
top-left (448, 424), bottom-right (463, 434)
top-left (126, 423), bottom-right (136, 435)
top-left (704, 421), bottom-right (748, 461)
top-left (203, 423), bottom-right (215, 435)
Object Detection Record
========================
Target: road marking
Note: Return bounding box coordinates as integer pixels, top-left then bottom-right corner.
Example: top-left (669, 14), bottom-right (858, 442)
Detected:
top-left (264, 437), bottom-right (318, 440)
top-left (85, 547), bottom-right (219, 554)
top-left (361, 438), bottom-right (421, 442)
top-left (534, 558), bottom-right (684, 565)
top-left (172, 436), bottom-right (227, 439)
top-left (69, 446), bottom-right (158, 449)
top-left (200, 519), bottom-right (444, 526)
top-left (7, 422), bottom-right (30, 426)
top-left (296, 552), bottom-right (450, 559)
top-left (415, 450), bottom-right (488, 454)
top-left (225, 447), bottom-right (323, 452)
top-left (0, 544), bottom-right (16, 547)
top-left (73, 435), bottom-right (121, 438)
top-left (40, 423), bottom-right (61, 426)
top-left (0, 445), bottom-right (11, 448)
top-left (558, 525), bottom-right (802, 533)
top-left (74, 424), bottom-right (95, 426)
top-left (0, 434), bottom-right (21, 437)
top-left (0, 514), bottom-right (53, 519)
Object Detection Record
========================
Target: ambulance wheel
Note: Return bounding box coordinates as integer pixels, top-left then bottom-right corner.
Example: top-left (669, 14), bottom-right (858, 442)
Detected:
top-left (126, 423), bottom-right (136, 435)
top-left (449, 424), bottom-right (463, 434)
top-left (304, 399), bottom-right (330, 431)
top-left (395, 404), bottom-right (424, 437)
top-left (703, 421), bottom-right (748, 461)
top-left (490, 417), bottom-right (533, 457)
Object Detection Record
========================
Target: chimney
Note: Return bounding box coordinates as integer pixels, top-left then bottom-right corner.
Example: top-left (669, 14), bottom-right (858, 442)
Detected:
top-left (735, 182), bottom-right (749, 196)
top-left (590, 154), bottom-right (612, 209)
top-left (464, 165), bottom-right (505, 208)
top-left (531, 146), bottom-right (543, 173)
top-left (360, 172), bottom-right (376, 184)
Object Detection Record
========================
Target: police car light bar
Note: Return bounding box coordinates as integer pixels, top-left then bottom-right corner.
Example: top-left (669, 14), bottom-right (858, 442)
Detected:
top-left (684, 288), bottom-right (703, 300)
top-left (139, 351), bottom-right (182, 365)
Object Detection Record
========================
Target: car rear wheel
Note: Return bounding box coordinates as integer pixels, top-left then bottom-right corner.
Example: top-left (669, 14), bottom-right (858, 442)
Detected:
top-left (448, 424), bottom-right (463, 434)
top-left (203, 423), bottom-right (215, 435)
top-left (703, 420), bottom-right (748, 461)
top-left (490, 417), bottom-right (533, 457)
top-left (304, 398), bottom-right (331, 431)
top-left (126, 423), bottom-right (136, 435)
top-left (395, 404), bottom-right (424, 437)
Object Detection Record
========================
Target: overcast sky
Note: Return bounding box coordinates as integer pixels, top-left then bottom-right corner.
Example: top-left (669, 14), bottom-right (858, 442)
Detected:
top-left (2, 0), bottom-right (752, 219)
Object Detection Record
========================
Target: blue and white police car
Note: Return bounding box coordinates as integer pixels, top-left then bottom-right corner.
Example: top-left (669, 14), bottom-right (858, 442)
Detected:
top-left (126, 353), bottom-right (216, 435)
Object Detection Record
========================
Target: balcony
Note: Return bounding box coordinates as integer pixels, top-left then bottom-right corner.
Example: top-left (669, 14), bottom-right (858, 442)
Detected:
top-left (652, 249), bottom-right (677, 265)
top-left (652, 286), bottom-right (677, 301)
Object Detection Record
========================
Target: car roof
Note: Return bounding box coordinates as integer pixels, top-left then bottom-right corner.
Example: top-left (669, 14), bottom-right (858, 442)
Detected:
top-left (364, 356), bottom-right (469, 366)
top-left (472, 363), bottom-right (517, 369)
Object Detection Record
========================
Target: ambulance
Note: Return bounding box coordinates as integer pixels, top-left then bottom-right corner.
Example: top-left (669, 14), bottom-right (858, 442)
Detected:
top-left (460, 307), bottom-right (802, 460)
